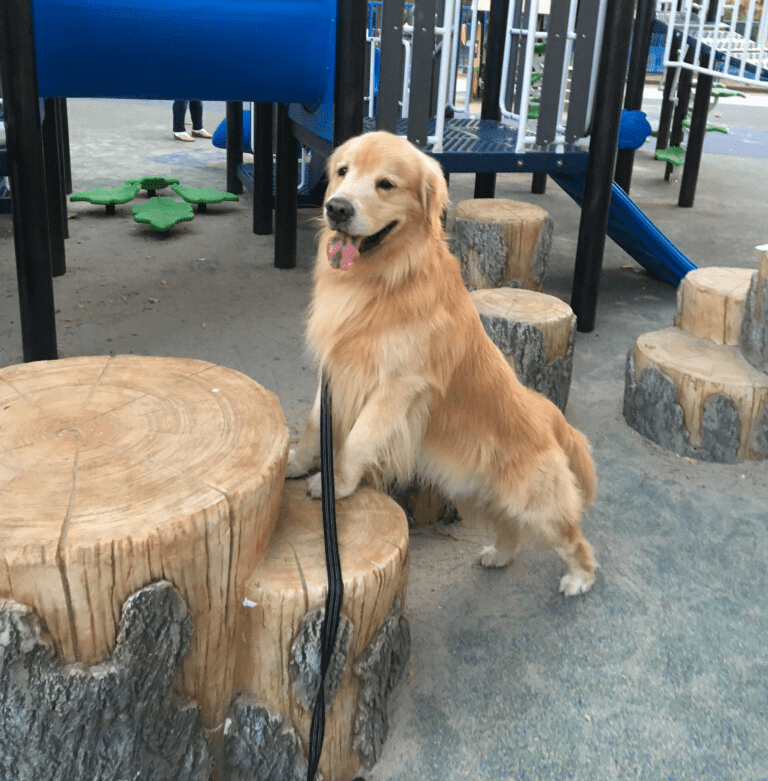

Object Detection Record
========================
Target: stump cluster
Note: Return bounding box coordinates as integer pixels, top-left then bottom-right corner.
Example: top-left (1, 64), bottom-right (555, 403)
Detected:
top-left (0, 355), bottom-right (411, 781)
top-left (624, 261), bottom-right (768, 462)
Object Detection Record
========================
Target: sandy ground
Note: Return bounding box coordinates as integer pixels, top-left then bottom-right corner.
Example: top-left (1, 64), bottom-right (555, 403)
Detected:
top-left (2, 93), bottom-right (768, 779)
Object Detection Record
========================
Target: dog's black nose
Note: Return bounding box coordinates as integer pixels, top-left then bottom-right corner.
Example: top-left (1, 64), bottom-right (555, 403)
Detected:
top-left (325, 197), bottom-right (355, 226)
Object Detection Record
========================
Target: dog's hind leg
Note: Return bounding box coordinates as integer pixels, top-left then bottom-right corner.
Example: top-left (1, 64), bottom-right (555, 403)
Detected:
top-left (454, 498), bottom-right (522, 569)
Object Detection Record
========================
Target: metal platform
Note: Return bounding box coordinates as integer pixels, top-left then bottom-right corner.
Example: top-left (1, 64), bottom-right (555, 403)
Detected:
top-left (362, 117), bottom-right (591, 174)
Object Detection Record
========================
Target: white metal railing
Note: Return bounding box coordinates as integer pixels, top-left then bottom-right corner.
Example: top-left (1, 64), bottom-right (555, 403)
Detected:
top-left (364, 0), bottom-right (608, 153)
top-left (661, 0), bottom-right (768, 86)
top-left (497, 0), bottom-right (608, 152)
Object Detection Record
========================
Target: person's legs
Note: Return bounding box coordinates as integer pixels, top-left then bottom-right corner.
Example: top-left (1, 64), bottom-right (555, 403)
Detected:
top-left (189, 100), bottom-right (203, 131)
top-left (172, 101), bottom-right (188, 133)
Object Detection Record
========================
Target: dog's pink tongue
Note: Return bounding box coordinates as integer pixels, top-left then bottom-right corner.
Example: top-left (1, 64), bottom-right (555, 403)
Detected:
top-left (327, 234), bottom-right (360, 270)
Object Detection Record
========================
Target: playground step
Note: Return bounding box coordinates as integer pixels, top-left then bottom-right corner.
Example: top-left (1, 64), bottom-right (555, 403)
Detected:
top-left (624, 326), bottom-right (768, 462)
top-left (675, 266), bottom-right (755, 345)
top-left (741, 250), bottom-right (768, 373)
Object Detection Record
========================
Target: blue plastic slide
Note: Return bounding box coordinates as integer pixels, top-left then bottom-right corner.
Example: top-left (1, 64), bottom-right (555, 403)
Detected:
top-left (550, 171), bottom-right (697, 285)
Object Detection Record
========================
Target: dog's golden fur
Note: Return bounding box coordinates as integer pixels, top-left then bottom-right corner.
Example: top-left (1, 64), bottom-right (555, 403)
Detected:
top-left (287, 131), bottom-right (597, 596)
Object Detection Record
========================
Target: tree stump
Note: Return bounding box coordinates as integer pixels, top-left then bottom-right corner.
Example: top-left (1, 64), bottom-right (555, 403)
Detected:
top-left (0, 355), bottom-right (290, 755)
top-left (624, 267), bottom-right (768, 462)
top-left (675, 266), bottom-right (755, 345)
top-left (232, 481), bottom-right (410, 781)
top-left (470, 287), bottom-right (577, 412)
top-left (452, 198), bottom-right (553, 291)
top-left (741, 250), bottom-right (768, 372)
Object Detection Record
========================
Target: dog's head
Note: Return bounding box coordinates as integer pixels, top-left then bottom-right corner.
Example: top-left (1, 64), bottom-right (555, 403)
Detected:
top-left (322, 131), bottom-right (449, 256)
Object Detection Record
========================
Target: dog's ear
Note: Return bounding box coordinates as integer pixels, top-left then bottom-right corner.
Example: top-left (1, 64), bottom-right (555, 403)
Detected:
top-left (421, 155), bottom-right (449, 235)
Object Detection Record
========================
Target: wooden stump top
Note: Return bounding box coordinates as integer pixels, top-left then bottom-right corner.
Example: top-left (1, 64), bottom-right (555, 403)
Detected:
top-left (470, 287), bottom-right (575, 361)
top-left (675, 266), bottom-right (755, 345)
top-left (0, 355), bottom-right (290, 729)
top-left (453, 198), bottom-right (549, 224)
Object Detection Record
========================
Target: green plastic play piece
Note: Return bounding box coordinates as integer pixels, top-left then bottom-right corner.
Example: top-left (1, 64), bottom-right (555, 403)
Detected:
top-left (170, 184), bottom-right (240, 213)
top-left (70, 182), bottom-right (140, 215)
top-left (132, 197), bottom-right (194, 231)
top-left (125, 175), bottom-right (180, 197)
top-left (710, 87), bottom-right (745, 99)
top-left (681, 115), bottom-right (728, 133)
top-left (655, 146), bottom-right (686, 166)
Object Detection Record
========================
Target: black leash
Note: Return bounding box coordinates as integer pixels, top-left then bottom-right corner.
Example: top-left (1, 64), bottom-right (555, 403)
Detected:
top-left (306, 374), bottom-right (345, 781)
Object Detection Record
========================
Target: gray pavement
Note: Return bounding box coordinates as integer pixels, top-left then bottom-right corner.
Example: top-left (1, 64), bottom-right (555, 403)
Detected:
top-left (2, 96), bottom-right (768, 780)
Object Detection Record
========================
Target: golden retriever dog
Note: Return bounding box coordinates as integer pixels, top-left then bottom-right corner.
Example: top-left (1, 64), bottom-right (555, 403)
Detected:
top-left (286, 131), bottom-right (597, 596)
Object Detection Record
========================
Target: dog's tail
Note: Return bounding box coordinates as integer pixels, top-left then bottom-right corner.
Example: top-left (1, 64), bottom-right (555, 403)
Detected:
top-left (560, 423), bottom-right (597, 512)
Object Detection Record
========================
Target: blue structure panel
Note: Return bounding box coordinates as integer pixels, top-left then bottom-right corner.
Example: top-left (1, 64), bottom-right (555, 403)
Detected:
top-left (33, 0), bottom-right (335, 102)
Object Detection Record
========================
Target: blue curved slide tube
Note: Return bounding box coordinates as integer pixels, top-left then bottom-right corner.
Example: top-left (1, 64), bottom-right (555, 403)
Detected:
top-left (551, 171), bottom-right (697, 285)
top-left (32, 0), bottom-right (335, 103)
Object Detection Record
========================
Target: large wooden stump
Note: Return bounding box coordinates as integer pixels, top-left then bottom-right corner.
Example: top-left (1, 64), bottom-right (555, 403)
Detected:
top-left (231, 481), bottom-right (410, 781)
top-left (470, 287), bottom-right (577, 412)
top-left (0, 356), bottom-right (290, 753)
top-left (624, 266), bottom-right (768, 462)
top-left (741, 250), bottom-right (768, 371)
top-left (452, 199), bottom-right (553, 291)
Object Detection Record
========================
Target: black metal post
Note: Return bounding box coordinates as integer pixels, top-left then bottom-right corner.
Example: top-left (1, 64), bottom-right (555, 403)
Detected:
top-left (474, 0), bottom-right (510, 199)
top-left (274, 103), bottom-right (297, 269)
top-left (253, 102), bottom-right (273, 235)
top-left (678, 67), bottom-right (713, 207)
top-left (42, 97), bottom-right (66, 277)
top-left (0, 0), bottom-right (58, 361)
top-left (665, 49), bottom-right (694, 180)
top-left (655, 47), bottom-right (677, 151)
top-left (59, 98), bottom-right (72, 194)
top-left (333, 0), bottom-right (366, 146)
top-left (531, 172), bottom-right (547, 194)
top-left (570, 0), bottom-right (637, 333)
top-left (614, 0), bottom-right (656, 193)
top-left (225, 101), bottom-right (244, 195)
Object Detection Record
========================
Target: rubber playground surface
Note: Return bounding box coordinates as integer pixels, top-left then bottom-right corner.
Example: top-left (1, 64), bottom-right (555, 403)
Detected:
top-left (1, 92), bottom-right (768, 779)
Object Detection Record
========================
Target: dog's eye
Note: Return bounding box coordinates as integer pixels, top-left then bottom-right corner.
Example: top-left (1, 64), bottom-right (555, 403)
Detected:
top-left (377, 179), bottom-right (395, 190)
top-left (337, 166), bottom-right (347, 177)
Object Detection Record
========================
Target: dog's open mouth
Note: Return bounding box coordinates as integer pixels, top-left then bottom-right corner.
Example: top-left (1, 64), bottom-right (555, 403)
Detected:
top-left (334, 221), bottom-right (398, 255)
top-left (358, 221), bottom-right (398, 254)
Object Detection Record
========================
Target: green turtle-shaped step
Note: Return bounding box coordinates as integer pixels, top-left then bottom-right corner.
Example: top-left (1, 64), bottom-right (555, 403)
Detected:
top-left (132, 196), bottom-right (194, 232)
top-left (70, 182), bottom-right (140, 215)
top-left (125, 175), bottom-right (181, 198)
top-left (655, 146), bottom-right (686, 167)
top-left (170, 184), bottom-right (239, 213)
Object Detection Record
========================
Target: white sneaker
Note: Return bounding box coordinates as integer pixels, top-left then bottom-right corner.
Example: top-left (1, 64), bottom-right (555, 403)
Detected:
top-left (191, 128), bottom-right (213, 139)
top-left (174, 131), bottom-right (195, 142)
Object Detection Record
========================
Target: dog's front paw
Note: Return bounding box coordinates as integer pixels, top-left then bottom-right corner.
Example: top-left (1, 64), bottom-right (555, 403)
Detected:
top-left (286, 447), bottom-right (316, 479)
top-left (306, 472), bottom-right (323, 499)
top-left (559, 570), bottom-right (595, 597)
top-left (478, 546), bottom-right (513, 569)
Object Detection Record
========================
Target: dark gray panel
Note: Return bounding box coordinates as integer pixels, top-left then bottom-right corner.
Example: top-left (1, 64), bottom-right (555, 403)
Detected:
top-left (566, 0), bottom-right (603, 141)
top-left (408, 0), bottom-right (437, 146)
top-left (377, 0), bottom-right (406, 132)
top-left (536, 0), bottom-right (570, 144)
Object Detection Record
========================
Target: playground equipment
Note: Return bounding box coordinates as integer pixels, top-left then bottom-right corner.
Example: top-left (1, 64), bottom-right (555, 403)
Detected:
top-left (0, 0), bottom-right (357, 363)
top-left (254, 0), bottom-right (696, 335)
top-left (653, 0), bottom-right (768, 206)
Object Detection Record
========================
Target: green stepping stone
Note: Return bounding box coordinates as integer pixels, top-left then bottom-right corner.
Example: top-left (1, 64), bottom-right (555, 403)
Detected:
top-left (710, 87), bottom-right (745, 99)
top-left (655, 146), bottom-right (686, 166)
top-left (681, 116), bottom-right (729, 133)
top-left (170, 184), bottom-right (240, 213)
top-left (125, 175), bottom-right (180, 197)
top-left (132, 197), bottom-right (194, 232)
top-left (70, 182), bottom-right (140, 215)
